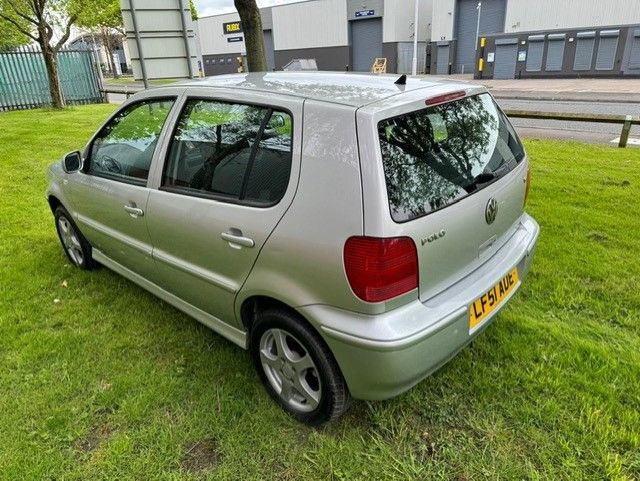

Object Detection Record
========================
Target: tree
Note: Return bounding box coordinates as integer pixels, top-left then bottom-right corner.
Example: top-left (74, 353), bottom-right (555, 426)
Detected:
top-left (0, 0), bottom-right (83, 108)
top-left (0, 17), bottom-right (29, 48)
top-left (189, 0), bottom-right (198, 21)
top-left (234, 0), bottom-right (266, 72)
top-left (77, 0), bottom-right (123, 78)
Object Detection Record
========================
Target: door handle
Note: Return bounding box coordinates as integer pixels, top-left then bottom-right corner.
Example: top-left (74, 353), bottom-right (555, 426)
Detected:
top-left (221, 231), bottom-right (254, 248)
top-left (123, 205), bottom-right (144, 217)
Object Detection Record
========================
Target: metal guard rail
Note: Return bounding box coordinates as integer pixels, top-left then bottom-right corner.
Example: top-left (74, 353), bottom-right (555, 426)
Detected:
top-left (503, 110), bottom-right (639, 148)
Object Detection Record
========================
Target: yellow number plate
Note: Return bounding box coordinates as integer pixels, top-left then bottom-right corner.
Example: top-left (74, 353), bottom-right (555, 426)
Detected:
top-left (469, 268), bottom-right (519, 331)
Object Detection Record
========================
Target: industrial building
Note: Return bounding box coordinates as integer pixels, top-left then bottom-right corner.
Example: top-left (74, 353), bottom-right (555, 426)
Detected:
top-left (196, 0), bottom-right (640, 79)
top-left (432, 0), bottom-right (640, 78)
top-left (196, 0), bottom-right (432, 75)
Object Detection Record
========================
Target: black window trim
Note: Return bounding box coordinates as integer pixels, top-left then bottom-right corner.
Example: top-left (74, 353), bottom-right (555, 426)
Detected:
top-left (378, 92), bottom-right (525, 224)
top-left (158, 96), bottom-right (294, 208)
top-left (83, 96), bottom-right (178, 187)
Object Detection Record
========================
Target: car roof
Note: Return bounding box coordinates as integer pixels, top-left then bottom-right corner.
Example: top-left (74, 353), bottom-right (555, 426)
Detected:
top-left (163, 71), bottom-right (480, 108)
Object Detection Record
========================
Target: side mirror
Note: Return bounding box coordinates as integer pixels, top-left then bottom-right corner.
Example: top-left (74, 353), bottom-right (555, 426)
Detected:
top-left (62, 151), bottom-right (82, 173)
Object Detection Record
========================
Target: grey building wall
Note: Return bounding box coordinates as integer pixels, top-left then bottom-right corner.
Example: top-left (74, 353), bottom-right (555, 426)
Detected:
top-left (347, 0), bottom-right (384, 20)
top-left (474, 24), bottom-right (639, 79)
top-left (202, 53), bottom-right (242, 76)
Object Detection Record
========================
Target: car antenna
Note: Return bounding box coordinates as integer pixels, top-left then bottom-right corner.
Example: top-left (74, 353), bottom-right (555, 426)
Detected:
top-left (394, 74), bottom-right (407, 85)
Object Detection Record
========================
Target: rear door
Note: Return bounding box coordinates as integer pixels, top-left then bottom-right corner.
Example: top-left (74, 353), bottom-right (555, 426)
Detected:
top-left (145, 92), bottom-right (302, 328)
top-left (357, 88), bottom-right (529, 302)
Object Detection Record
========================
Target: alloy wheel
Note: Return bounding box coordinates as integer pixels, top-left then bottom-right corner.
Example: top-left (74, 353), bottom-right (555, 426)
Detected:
top-left (58, 216), bottom-right (84, 266)
top-left (259, 328), bottom-right (322, 412)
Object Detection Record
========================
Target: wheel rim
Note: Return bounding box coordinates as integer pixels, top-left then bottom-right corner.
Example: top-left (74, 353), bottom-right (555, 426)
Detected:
top-left (259, 328), bottom-right (322, 413)
top-left (58, 216), bottom-right (84, 266)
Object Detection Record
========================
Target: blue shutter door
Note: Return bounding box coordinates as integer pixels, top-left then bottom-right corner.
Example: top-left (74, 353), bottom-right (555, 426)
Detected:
top-left (629, 30), bottom-right (640, 70)
top-left (545, 35), bottom-right (565, 71)
top-left (595, 30), bottom-right (619, 70)
top-left (574, 31), bottom-right (596, 71)
top-left (493, 39), bottom-right (518, 79)
top-left (526, 35), bottom-right (544, 72)
top-left (351, 18), bottom-right (383, 72)
top-left (437, 44), bottom-right (450, 74)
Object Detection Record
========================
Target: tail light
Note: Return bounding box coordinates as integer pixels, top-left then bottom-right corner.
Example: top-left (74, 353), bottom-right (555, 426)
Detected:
top-left (344, 236), bottom-right (418, 303)
top-left (524, 167), bottom-right (532, 206)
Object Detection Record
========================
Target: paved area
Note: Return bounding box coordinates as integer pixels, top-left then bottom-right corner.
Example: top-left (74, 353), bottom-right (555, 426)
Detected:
top-left (430, 75), bottom-right (640, 103)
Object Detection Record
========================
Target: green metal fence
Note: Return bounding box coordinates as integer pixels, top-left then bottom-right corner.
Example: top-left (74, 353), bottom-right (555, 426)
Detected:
top-left (0, 45), bottom-right (103, 111)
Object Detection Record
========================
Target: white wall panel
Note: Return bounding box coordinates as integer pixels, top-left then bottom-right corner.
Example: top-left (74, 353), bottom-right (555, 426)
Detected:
top-left (383, 0), bottom-right (432, 43)
top-left (431, 0), bottom-right (456, 41)
top-left (504, 0), bottom-right (640, 32)
top-left (197, 13), bottom-right (246, 55)
top-left (272, 0), bottom-right (348, 50)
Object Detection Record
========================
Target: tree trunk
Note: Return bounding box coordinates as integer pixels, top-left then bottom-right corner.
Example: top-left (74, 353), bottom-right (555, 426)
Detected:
top-left (102, 28), bottom-right (117, 78)
top-left (42, 45), bottom-right (65, 109)
top-left (234, 0), bottom-right (267, 72)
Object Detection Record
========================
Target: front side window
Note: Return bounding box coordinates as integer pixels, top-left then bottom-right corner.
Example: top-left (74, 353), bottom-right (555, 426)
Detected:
top-left (162, 99), bottom-right (292, 205)
top-left (88, 99), bottom-right (175, 184)
top-left (378, 93), bottom-right (525, 223)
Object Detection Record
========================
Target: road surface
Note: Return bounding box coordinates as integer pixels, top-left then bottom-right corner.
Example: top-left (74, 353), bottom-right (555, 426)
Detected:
top-left (494, 98), bottom-right (640, 146)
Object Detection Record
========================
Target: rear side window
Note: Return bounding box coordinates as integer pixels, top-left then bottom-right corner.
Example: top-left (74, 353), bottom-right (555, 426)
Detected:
top-left (162, 99), bottom-right (292, 205)
top-left (88, 99), bottom-right (175, 184)
top-left (378, 93), bottom-right (524, 223)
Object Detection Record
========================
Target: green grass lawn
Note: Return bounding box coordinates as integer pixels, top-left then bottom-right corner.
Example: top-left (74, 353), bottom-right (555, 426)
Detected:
top-left (103, 76), bottom-right (180, 87)
top-left (1, 105), bottom-right (639, 480)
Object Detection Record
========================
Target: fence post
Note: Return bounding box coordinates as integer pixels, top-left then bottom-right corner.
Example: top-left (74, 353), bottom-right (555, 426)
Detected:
top-left (619, 115), bottom-right (632, 148)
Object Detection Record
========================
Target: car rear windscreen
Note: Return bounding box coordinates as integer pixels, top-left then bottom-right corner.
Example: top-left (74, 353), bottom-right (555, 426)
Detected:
top-left (378, 93), bottom-right (525, 223)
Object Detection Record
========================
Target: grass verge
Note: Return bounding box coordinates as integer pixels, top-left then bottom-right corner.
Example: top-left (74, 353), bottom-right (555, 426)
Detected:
top-left (0, 105), bottom-right (639, 480)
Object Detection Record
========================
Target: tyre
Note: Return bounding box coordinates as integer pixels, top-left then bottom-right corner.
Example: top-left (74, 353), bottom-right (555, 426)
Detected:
top-left (250, 308), bottom-right (351, 425)
top-left (54, 206), bottom-right (96, 270)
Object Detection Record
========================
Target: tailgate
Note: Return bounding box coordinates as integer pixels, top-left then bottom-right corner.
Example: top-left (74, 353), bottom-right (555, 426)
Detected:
top-left (356, 86), bottom-right (529, 302)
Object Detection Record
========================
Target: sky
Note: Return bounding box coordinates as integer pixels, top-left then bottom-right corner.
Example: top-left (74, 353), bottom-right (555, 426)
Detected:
top-left (194, 0), bottom-right (299, 17)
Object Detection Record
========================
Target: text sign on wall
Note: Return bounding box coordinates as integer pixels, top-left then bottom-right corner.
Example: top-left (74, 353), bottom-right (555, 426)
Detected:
top-left (227, 36), bottom-right (244, 43)
top-left (355, 9), bottom-right (375, 17)
top-left (223, 21), bottom-right (243, 34)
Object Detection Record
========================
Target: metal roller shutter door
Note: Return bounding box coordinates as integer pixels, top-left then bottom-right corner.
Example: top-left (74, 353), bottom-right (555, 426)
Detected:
top-left (545, 34), bottom-right (565, 71)
top-left (263, 30), bottom-right (275, 71)
top-left (595, 30), bottom-right (619, 70)
top-left (630, 30), bottom-right (640, 70)
top-left (351, 18), bottom-right (383, 72)
top-left (493, 38), bottom-right (518, 79)
top-left (454, 0), bottom-right (505, 74)
top-left (526, 35), bottom-right (544, 72)
top-left (574, 31), bottom-right (596, 71)
top-left (437, 44), bottom-right (450, 74)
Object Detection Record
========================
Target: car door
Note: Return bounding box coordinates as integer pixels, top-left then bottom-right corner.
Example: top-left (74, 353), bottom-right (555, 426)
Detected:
top-left (66, 97), bottom-right (177, 277)
top-left (145, 92), bottom-right (302, 328)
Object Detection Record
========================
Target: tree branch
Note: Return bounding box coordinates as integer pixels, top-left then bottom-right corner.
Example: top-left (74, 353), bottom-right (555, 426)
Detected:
top-left (54, 14), bottom-right (77, 51)
top-left (0, 12), bottom-right (38, 42)
top-left (7, 2), bottom-right (39, 26)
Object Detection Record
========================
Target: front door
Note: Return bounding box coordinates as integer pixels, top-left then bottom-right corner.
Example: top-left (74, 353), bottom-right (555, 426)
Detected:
top-left (146, 95), bottom-right (302, 327)
top-left (67, 98), bottom-right (176, 277)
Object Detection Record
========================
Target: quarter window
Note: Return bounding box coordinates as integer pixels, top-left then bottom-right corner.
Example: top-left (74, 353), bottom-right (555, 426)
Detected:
top-left (88, 99), bottom-right (175, 184)
top-left (162, 99), bottom-right (292, 205)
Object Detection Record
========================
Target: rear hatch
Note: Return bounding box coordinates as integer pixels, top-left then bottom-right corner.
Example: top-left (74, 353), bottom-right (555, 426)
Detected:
top-left (357, 87), bottom-right (529, 302)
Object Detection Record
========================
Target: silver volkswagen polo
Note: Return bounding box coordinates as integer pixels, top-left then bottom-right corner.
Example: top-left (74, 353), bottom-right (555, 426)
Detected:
top-left (47, 72), bottom-right (539, 425)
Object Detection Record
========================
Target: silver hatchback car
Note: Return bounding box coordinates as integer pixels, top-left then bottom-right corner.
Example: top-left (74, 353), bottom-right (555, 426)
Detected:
top-left (47, 72), bottom-right (539, 425)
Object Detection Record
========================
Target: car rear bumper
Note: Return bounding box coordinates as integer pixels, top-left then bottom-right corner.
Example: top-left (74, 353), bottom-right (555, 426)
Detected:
top-left (299, 213), bottom-right (539, 400)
